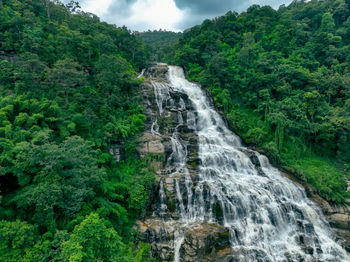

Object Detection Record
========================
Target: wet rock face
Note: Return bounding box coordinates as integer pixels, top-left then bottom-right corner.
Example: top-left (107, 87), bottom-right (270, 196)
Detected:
top-left (137, 65), bottom-right (199, 210)
top-left (136, 64), bottom-right (228, 261)
top-left (279, 174), bottom-right (350, 252)
top-left (238, 148), bottom-right (267, 177)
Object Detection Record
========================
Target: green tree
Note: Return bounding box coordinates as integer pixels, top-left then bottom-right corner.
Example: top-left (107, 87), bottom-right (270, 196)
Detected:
top-left (11, 134), bottom-right (104, 230)
top-left (0, 220), bottom-right (37, 261)
top-left (320, 12), bottom-right (336, 33)
top-left (47, 59), bottom-right (87, 107)
top-left (14, 53), bottom-right (47, 93)
top-left (95, 55), bottom-right (135, 94)
top-left (62, 213), bottom-right (125, 262)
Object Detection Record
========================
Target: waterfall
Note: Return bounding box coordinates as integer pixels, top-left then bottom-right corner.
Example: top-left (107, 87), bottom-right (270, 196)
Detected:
top-left (137, 68), bottom-right (146, 78)
top-left (174, 230), bottom-right (185, 262)
top-left (150, 65), bottom-right (349, 261)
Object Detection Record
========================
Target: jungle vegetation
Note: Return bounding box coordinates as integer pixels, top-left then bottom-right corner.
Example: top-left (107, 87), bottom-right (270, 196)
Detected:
top-left (138, 30), bottom-right (181, 61)
top-left (0, 0), bottom-right (155, 261)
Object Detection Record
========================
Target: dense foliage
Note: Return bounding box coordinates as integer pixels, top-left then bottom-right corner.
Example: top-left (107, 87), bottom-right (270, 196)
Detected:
top-left (165, 0), bottom-right (350, 203)
top-left (138, 30), bottom-right (182, 61)
top-left (0, 0), bottom-right (155, 261)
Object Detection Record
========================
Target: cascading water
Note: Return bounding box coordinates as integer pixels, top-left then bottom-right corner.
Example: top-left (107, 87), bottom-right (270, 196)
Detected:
top-left (149, 65), bottom-right (349, 261)
top-left (137, 68), bottom-right (146, 78)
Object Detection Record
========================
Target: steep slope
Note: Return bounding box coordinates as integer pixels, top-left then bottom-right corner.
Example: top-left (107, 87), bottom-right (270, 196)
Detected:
top-left (137, 63), bottom-right (349, 261)
top-left (0, 1), bottom-right (155, 261)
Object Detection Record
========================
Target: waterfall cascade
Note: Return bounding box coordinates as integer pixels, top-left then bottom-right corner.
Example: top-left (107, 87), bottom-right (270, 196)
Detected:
top-left (141, 64), bottom-right (349, 262)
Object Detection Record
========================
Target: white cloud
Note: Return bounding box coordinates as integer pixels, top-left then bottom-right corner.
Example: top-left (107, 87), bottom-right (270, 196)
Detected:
top-left (79, 0), bottom-right (114, 17)
top-left (107, 0), bottom-right (184, 31)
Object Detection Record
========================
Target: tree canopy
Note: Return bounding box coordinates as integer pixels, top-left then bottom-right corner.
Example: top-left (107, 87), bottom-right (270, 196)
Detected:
top-left (138, 30), bottom-right (182, 61)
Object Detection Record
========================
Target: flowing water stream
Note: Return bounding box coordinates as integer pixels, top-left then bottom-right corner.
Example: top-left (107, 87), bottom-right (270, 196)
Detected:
top-left (150, 65), bottom-right (349, 262)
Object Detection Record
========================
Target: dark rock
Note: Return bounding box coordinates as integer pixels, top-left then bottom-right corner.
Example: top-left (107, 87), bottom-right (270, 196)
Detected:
top-left (177, 124), bottom-right (193, 134)
top-left (239, 148), bottom-right (268, 177)
top-left (136, 220), bottom-right (175, 261)
top-left (108, 143), bottom-right (125, 162)
top-left (333, 228), bottom-right (350, 252)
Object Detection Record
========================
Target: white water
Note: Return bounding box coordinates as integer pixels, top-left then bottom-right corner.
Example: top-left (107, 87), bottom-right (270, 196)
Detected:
top-left (153, 82), bottom-right (171, 115)
top-left (151, 65), bottom-right (349, 261)
top-left (137, 68), bottom-right (146, 78)
top-left (174, 230), bottom-right (185, 262)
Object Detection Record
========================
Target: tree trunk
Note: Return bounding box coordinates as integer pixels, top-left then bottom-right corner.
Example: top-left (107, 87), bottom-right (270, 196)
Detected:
top-left (132, 47), bottom-right (135, 62)
top-left (45, 0), bottom-right (51, 19)
top-left (65, 90), bottom-right (69, 107)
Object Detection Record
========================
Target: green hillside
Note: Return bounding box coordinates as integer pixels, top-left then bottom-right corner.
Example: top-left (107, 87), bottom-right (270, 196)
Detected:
top-left (165, 0), bottom-right (350, 203)
top-left (138, 30), bottom-right (181, 61)
top-left (0, 0), bottom-right (155, 261)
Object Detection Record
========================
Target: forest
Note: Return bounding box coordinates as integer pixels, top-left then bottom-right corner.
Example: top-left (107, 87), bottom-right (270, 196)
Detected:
top-left (0, 0), bottom-right (155, 261)
top-left (164, 0), bottom-right (350, 203)
top-left (1, 0), bottom-right (350, 261)
top-left (138, 30), bottom-right (181, 62)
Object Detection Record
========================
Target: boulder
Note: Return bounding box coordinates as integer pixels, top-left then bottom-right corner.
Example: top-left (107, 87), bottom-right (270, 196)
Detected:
top-left (136, 220), bottom-right (175, 261)
top-left (329, 213), bottom-right (350, 230)
top-left (180, 223), bottom-right (231, 262)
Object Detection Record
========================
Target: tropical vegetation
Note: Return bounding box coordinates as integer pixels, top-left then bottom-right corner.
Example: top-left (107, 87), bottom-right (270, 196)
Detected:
top-left (0, 0), bottom-right (155, 261)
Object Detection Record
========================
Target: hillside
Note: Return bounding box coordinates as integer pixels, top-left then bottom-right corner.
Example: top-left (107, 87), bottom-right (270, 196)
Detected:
top-left (165, 0), bottom-right (350, 203)
top-left (0, 0), bottom-right (155, 261)
top-left (138, 30), bottom-right (181, 61)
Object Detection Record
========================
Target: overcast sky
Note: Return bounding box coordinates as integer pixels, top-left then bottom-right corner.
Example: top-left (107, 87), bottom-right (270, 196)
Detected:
top-left (66, 0), bottom-right (294, 32)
